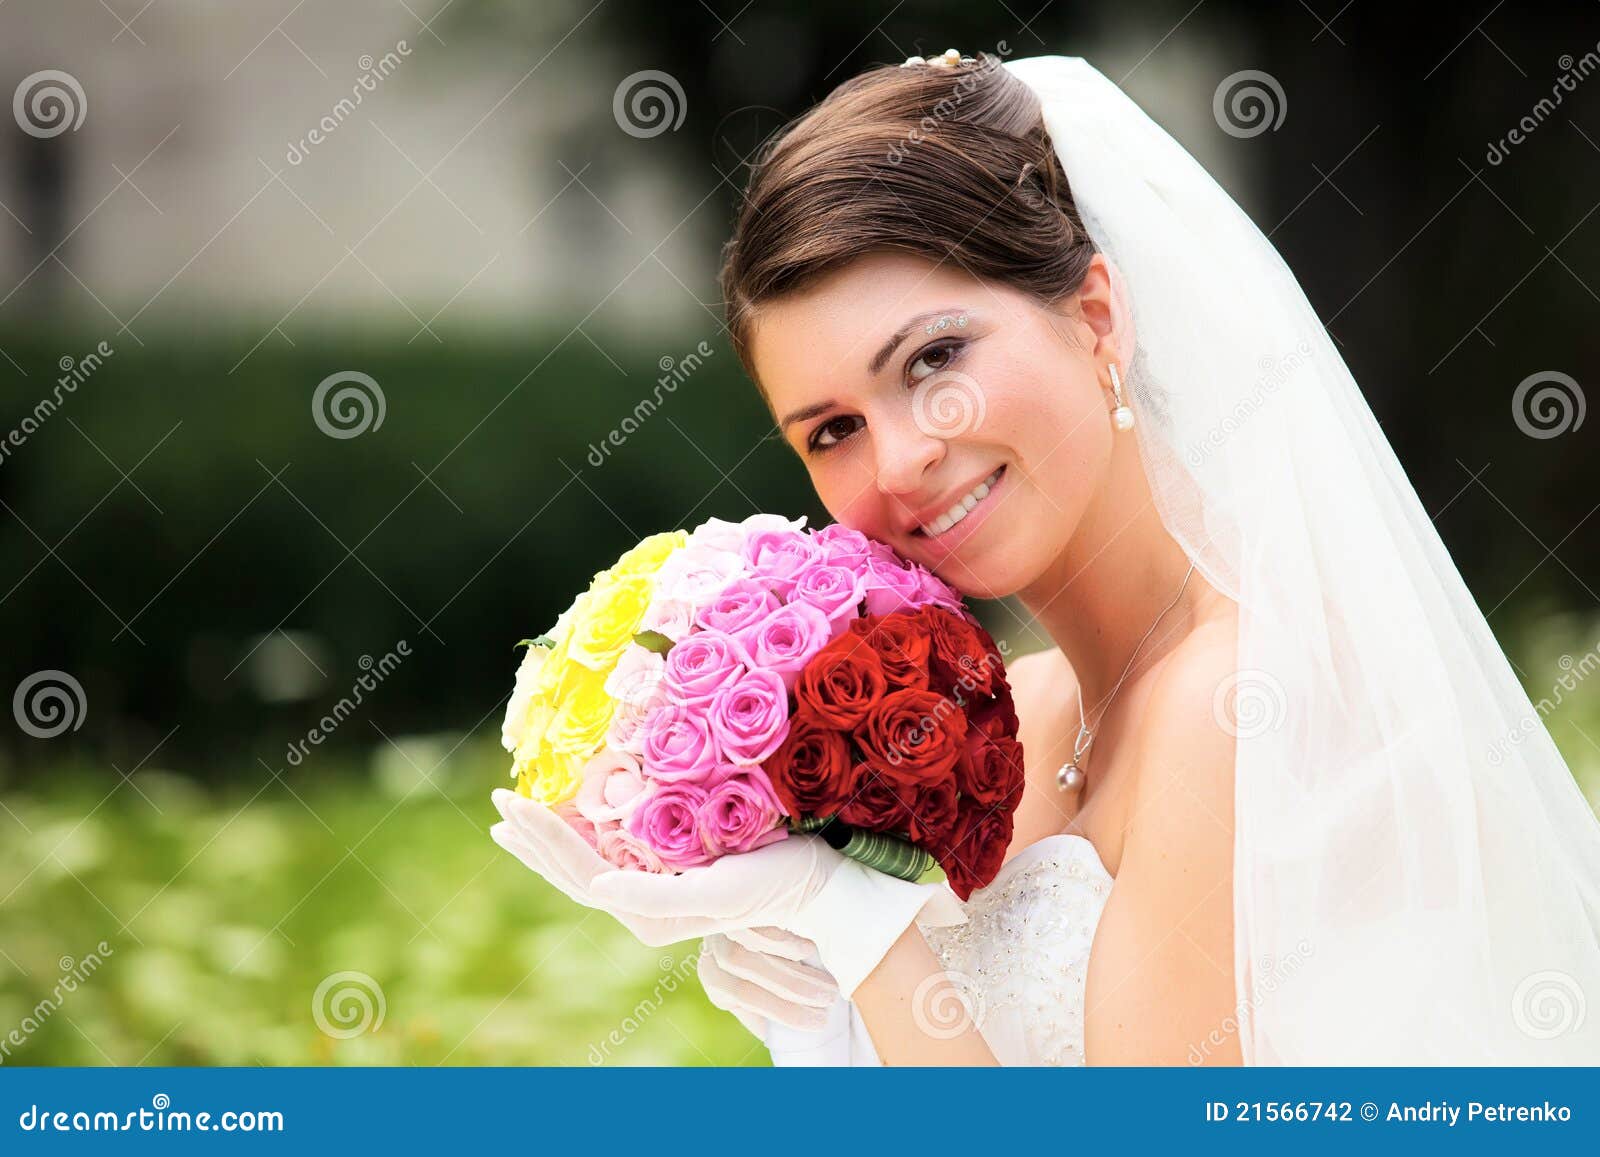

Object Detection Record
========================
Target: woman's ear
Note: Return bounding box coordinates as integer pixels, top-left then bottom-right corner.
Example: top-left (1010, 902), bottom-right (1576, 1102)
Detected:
top-left (1072, 252), bottom-right (1134, 370)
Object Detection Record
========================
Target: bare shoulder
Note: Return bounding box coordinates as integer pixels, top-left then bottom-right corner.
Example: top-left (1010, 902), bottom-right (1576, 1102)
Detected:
top-left (1132, 611), bottom-right (1240, 812)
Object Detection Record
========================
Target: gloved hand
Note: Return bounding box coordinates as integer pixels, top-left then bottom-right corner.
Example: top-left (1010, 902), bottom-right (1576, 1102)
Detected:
top-left (697, 927), bottom-right (838, 1037)
top-left (490, 788), bottom-right (964, 1000)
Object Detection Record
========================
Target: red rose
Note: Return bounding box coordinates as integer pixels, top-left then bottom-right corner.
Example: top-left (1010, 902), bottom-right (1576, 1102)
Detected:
top-left (855, 687), bottom-right (967, 784)
top-left (763, 718), bottom-right (852, 817)
top-left (837, 763), bottom-right (918, 832)
top-left (956, 720), bottom-right (1026, 809)
top-left (905, 765), bottom-right (961, 845)
top-left (848, 613), bottom-right (931, 690)
top-left (968, 676), bottom-right (1019, 734)
top-left (935, 797), bottom-right (1014, 901)
top-left (795, 634), bottom-right (888, 730)
top-left (924, 606), bottom-right (996, 696)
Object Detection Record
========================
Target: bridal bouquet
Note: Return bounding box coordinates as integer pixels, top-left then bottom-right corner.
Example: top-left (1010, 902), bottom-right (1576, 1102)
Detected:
top-left (499, 514), bottom-right (1025, 900)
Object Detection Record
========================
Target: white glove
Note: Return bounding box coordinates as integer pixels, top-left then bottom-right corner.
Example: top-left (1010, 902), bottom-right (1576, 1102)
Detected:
top-left (490, 788), bottom-right (964, 1000)
top-left (697, 927), bottom-right (838, 1036)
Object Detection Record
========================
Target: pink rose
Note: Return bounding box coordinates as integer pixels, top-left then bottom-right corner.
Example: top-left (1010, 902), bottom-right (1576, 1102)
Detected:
top-left (909, 566), bottom-right (963, 610)
top-left (695, 578), bottom-right (780, 635)
top-left (708, 668), bottom-right (792, 765)
top-left (733, 602), bottom-right (834, 688)
top-left (553, 799), bottom-right (604, 850)
top-left (814, 523), bottom-right (873, 569)
top-left (640, 702), bottom-right (721, 785)
top-left (627, 781), bottom-right (714, 869)
top-left (861, 556), bottom-right (925, 616)
top-left (575, 747), bottom-right (651, 826)
top-left (743, 528), bottom-right (819, 600)
top-left (663, 629), bottom-right (751, 706)
top-left (597, 824), bottom-right (672, 873)
top-left (789, 561), bottom-right (866, 632)
top-left (699, 769), bottom-right (790, 855)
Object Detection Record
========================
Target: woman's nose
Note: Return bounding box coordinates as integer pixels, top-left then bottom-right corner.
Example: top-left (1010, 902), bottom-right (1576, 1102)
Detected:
top-left (873, 415), bottom-right (946, 495)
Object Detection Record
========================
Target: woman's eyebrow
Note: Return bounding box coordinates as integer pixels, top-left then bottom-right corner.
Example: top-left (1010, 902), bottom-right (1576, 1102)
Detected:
top-left (778, 399), bottom-right (837, 431)
top-left (867, 307), bottom-right (970, 376)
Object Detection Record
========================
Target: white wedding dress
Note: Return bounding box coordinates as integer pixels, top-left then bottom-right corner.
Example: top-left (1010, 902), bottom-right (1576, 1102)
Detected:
top-left (768, 833), bottom-right (1113, 1066)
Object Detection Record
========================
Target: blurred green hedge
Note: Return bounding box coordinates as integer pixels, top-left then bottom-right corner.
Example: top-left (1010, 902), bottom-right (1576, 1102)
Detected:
top-left (0, 321), bottom-right (820, 779)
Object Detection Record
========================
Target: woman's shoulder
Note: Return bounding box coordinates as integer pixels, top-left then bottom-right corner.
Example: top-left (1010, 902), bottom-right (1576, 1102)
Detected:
top-left (1127, 605), bottom-right (1241, 834)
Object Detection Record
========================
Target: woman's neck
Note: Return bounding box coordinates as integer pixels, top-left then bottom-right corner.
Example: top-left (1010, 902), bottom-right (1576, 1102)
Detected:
top-left (1016, 442), bottom-right (1216, 716)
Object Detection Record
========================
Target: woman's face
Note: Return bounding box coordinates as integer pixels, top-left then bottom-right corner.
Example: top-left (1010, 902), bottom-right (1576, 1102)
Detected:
top-left (750, 251), bottom-right (1118, 599)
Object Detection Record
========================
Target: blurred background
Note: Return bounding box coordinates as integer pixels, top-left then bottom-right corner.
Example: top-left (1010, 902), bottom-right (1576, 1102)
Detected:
top-left (1, 0), bottom-right (1598, 1066)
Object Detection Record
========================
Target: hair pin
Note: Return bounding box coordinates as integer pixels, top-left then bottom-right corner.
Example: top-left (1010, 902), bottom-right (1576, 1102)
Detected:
top-left (903, 49), bottom-right (971, 69)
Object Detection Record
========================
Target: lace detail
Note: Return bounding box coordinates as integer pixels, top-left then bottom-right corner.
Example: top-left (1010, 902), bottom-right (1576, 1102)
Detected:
top-left (921, 833), bottom-right (1112, 1066)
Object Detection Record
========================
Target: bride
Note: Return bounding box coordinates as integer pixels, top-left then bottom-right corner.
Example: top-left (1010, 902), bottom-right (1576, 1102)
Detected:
top-left (490, 51), bottom-right (1600, 1065)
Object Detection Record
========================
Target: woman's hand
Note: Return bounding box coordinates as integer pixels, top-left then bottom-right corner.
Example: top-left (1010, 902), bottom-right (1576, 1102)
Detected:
top-left (697, 928), bottom-right (840, 1036)
top-left (489, 787), bottom-right (964, 999)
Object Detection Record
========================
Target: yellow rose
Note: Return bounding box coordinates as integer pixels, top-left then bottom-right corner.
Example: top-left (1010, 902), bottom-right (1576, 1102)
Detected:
top-left (543, 669), bottom-right (615, 756)
top-left (515, 748), bottom-right (586, 805)
top-left (566, 575), bottom-right (653, 672)
top-left (610, 530), bottom-right (687, 579)
top-left (533, 630), bottom-right (579, 698)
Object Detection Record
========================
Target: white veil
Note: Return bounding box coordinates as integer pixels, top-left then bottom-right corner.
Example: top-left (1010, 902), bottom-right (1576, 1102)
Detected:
top-left (1004, 54), bottom-right (1600, 1063)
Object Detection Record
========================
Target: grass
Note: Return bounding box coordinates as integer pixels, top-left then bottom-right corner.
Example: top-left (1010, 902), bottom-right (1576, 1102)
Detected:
top-left (0, 738), bottom-right (765, 1067)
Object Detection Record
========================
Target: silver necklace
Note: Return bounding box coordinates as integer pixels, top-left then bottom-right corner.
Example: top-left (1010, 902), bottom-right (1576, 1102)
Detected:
top-left (1056, 560), bottom-right (1197, 792)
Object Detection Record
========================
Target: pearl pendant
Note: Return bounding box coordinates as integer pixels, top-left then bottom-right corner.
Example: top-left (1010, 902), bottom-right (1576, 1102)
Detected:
top-left (1112, 405), bottom-right (1135, 431)
top-left (1056, 763), bottom-right (1086, 792)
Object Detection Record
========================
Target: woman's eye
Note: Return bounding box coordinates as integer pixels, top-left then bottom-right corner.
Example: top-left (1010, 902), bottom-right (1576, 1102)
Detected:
top-left (809, 414), bottom-right (864, 451)
top-left (908, 340), bottom-right (962, 383)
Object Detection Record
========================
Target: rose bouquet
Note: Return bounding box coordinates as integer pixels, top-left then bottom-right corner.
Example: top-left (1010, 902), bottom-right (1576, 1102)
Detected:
top-left (499, 513), bottom-right (1025, 900)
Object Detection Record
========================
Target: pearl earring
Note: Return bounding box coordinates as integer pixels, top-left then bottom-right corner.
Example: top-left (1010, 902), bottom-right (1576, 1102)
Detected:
top-left (1109, 362), bottom-right (1135, 431)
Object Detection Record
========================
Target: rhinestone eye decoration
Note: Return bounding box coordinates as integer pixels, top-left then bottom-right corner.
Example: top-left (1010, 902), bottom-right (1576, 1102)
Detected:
top-left (924, 313), bottom-right (968, 335)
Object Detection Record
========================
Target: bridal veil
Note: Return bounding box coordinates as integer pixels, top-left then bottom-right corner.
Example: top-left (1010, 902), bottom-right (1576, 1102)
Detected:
top-left (1005, 54), bottom-right (1600, 1063)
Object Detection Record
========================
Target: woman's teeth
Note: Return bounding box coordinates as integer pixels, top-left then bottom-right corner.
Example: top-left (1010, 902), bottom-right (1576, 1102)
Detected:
top-left (917, 467), bottom-right (1004, 537)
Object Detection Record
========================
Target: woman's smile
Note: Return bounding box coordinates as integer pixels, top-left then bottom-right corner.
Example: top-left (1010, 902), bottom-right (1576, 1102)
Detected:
top-left (907, 464), bottom-right (1008, 544)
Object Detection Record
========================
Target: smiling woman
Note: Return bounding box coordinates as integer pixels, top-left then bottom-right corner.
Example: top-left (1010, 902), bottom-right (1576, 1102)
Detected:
top-left (701, 52), bottom-right (1600, 1066)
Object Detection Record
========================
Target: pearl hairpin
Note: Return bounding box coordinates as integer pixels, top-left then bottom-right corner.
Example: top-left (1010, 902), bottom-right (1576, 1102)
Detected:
top-left (903, 48), bottom-right (971, 69)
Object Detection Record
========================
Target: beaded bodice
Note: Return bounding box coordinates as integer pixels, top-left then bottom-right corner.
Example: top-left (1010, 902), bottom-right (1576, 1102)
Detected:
top-left (920, 833), bottom-right (1113, 1066)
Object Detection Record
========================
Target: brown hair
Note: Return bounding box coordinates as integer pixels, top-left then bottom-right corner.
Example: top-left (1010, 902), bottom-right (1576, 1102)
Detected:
top-left (717, 53), bottom-right (1098, 394)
